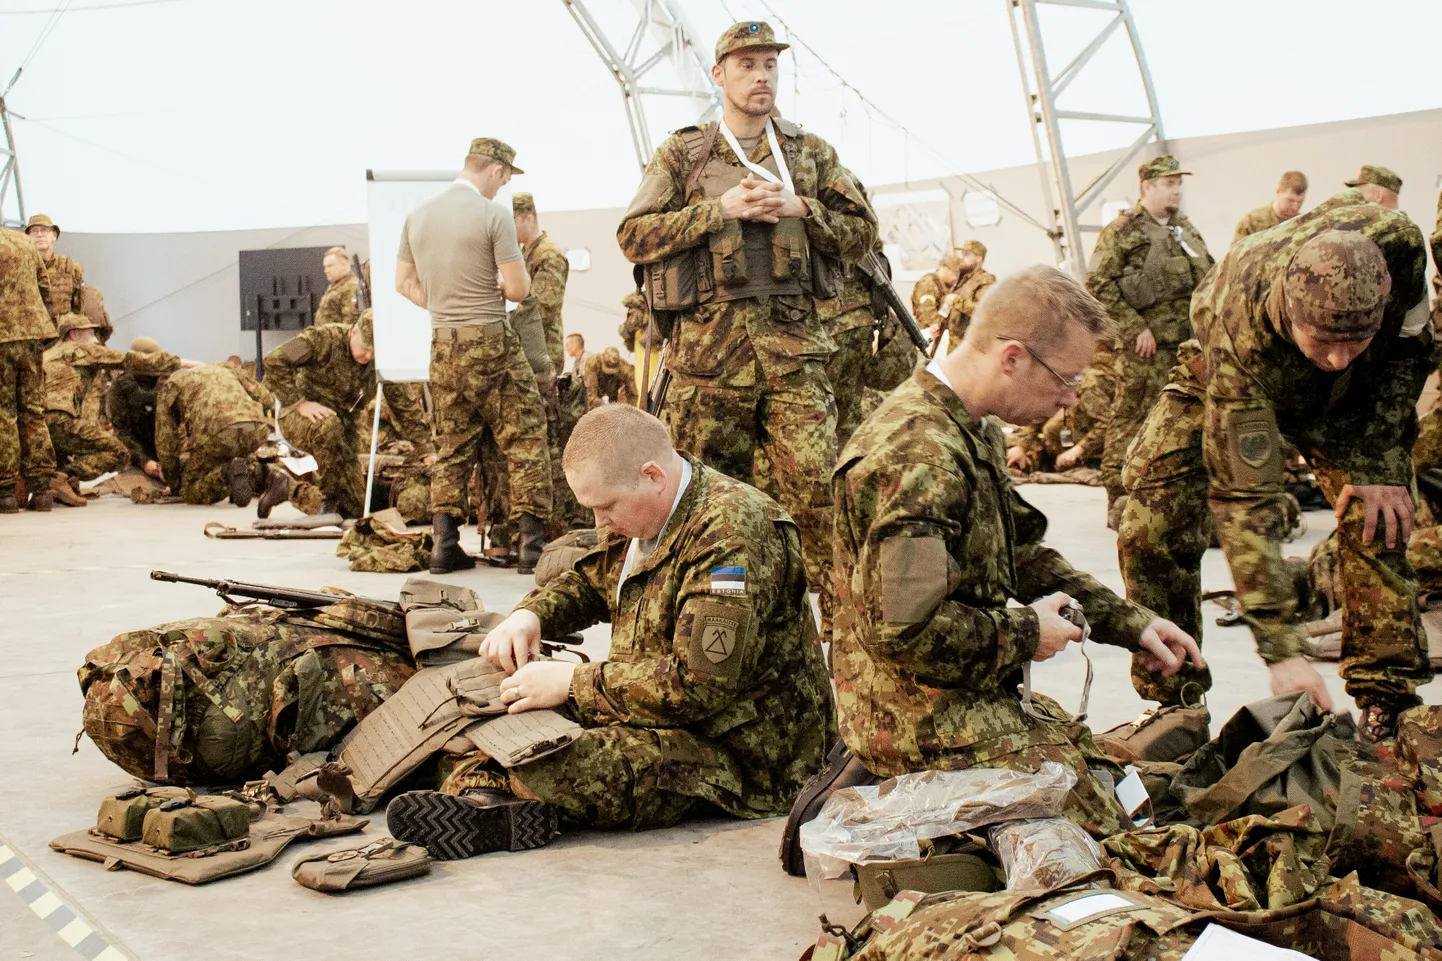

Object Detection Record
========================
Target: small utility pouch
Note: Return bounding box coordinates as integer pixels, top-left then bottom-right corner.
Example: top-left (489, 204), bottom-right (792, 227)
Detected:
top-left (404, 609), bottom-right (504, 667)
top-left (851, 839), bottom-right (1000, 911)
top-left (96, 786), bottom-right (190, 841)
top-left (141, 795), bottom-right (252, 854)
top-left (292, 837), bottom-right (432, 893)
top-left (397, 576), bottom-right (481, 614)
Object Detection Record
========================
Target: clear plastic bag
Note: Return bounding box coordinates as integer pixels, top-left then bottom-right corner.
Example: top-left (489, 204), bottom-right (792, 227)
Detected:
top-left (800, 761), bottom-right (1076, 881)
top-left (990, 817), bottom-right (1104, 891)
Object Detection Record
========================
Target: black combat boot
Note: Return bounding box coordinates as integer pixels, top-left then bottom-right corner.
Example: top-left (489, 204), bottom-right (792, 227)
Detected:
top-left (27, 488), bottom-right (53, 511)
top-left (0, 491), bottom-right (17, 514)
top-left (255, 466), bottom-right (293, 519)
top-left (516, 513), bottom-right (546, 576)
top-left (222, 457), bottom-right (254, 507)
top-left (387, 789), bottom-right (556, 861)
top-left (429, 512), bottom-right (476, 574)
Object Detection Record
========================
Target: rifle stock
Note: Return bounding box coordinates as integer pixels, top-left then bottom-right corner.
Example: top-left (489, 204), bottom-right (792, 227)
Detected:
top-left (858, 252), bottom-right (929, 353)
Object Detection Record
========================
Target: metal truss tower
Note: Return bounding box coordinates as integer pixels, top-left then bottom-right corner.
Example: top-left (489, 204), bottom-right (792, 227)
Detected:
top-left (0, 70), bottom-right (25, 229)
top-left (563, 0), bottom-right (722, 171)
top-left (1007, 0), bottom-right (1166, 277)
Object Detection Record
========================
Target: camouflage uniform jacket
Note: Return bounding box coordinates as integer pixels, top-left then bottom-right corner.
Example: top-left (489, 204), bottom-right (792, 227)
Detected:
top-left (155, 364), bottom-right (274, 483)
top-left (582, 349), bottom-right (638, 408)
top-left (617, 120), bottom-right (877, 387)
top-left (618, 290), bottom-right (661, 354)
top-left (107, 372), bottom-right (161, 467)
top-left (1088, 204), bottom-right (1214, 345)
top-left (1233, 203), bottom-right (1283, 243)
top-left (262, 323), bottom-right (427, 439)
top-left (941, 267), bottom-right (995, 346)
top-left (0, 230), bottom-right (54, 343)
top-left (314, 274), bottom-right (359, 328)
top-left (40, 253), bottom-right (84, 321)
top-left (831, 368), bottom-right (1155, 776)
top-left (517, 458), bottom-right (835, 817)
top-left (910, 271), bottom-right (943, 331)
top-left (42, 342), bottom-right (178, 419)
top-left (1196, 190), bottom-right (1430, 662)
top-left (513, 231), bottom-right (568, 373)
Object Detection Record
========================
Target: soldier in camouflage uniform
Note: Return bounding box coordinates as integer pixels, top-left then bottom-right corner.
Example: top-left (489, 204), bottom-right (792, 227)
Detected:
top-left (582, 347), bottom-right (638, 409)
top-left (939, 240), bottom-right (994, 353)
top-left (0, 225), bottom-right (57, 512)
top-left (259, 311), bottom-right (427, 519)
top-left (819, 178), bottom-right (885, 451)
top-left (24, 215), bottom-right (84, 323)
top-left (910, 251), bottom-right (959, 340)
top-left (314, 247), bottom-right (359, 327)
top-left (832, 266), bottom-right (1202, 838)
top-left (617, 21), bottom-right (877, 628)
top-left (1116, 191), bottom-right (1433, 740)
top-left (43, 313), bottom-right (183, 499)
top-left (388, 406), bottom-right (833, 856)
top-left (155, 363), bottom-right (274, 506)
top-left (108, 337), bottom-right (172, 480)
top-left (1005, 337), bottom-right (1118, 474)
top-left (1088, 155), bottom-right (1214, 525)
top-left (619, 290), bottom-right (665, 401)
top-left (1233, 170), bottom-right (1307, 243)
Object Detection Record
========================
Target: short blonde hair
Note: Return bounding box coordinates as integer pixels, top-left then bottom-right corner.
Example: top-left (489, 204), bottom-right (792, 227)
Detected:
top-left (968, 265), bottom-right (1113, 354)
top-left (323, 246), bottom-right (348, 262)
top-left (1278, 171), bottom-right (1308, 194)
top-left (563, 404), bottom-right (673, 490)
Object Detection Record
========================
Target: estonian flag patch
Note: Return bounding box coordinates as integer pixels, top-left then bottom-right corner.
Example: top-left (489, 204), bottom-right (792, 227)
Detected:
top-left (710, 566), bottom-right (747, 595)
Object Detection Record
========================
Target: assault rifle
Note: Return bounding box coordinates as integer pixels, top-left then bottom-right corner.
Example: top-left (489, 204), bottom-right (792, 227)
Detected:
top-left (856, 251), bottom-right (930, 353)
top-left (351, 253), bottom-right (371, 311)
top-left (152, 570), bottom-right (399, 611)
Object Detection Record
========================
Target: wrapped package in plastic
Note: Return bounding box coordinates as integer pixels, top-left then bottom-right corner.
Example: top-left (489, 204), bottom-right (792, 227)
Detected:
top-left (990, 817), bottom-right (1104, 891)
top-left (800, 761), bottom-right (1076, 880)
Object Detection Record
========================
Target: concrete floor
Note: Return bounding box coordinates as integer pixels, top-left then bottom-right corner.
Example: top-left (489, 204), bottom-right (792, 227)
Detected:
top-left (1, 486), bottom-right (1437, 961)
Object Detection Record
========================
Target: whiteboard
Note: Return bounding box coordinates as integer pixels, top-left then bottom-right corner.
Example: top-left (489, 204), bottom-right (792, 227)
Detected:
top-left (363, 171), bottom-right (443, 381)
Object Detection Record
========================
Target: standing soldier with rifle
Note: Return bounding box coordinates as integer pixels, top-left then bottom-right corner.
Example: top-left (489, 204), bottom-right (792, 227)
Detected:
top-left (938, 240), bottom-right (994, 353)
top-left (618, 21), bottom-right (877, 633)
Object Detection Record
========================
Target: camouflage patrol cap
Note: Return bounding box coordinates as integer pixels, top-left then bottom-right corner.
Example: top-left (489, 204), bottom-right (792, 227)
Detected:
top-left (467, 138), bottom-right (524, 175)
top-left (354, 309), bottom-right (374, 350)
top-left (25, 213), bottom-right (59, 237)
top-left (715, 21), bottom-right (789, 64)
top-left (960, 240), bottom-right (987, 258)
top-left (130, 336), bottom-right (161, 353)
top-left (1138, 155), bottom-right (1192, 181)
top-left (512, 192), bottom-right (536, 216)
top-left (126, 350), bottom-right (181, 378)
top-left (55, 312), bottom-right (99, 338)
top-left (1343, 164), bottom-right (1402, 194)
top-left (599, 345), bottom-right (625, 372)
top-left (939, 251), bottom-right (964, 271)
top-left (1283, 230), bottom-right (1392, 342)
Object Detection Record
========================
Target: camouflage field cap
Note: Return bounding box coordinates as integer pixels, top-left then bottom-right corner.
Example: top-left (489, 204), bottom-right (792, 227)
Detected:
top-left (130, 336), bottom-right (161, 353)
top-left (55, 312), bottom-right (98, 338)
top-left (127, 350), bottom-right (181, 378)
top-left (355, 309), bottom-right (374, 350)
top-left (1283, 230), bottom-right (1391, 342)
top-left (960, 240), bottom-right (987, 258)
top-left (467, 138), bottom-right (524, 175)
top-left (25, 213), bottom-right (59, 236)
top-left (939, 251), bottom-right (964, 271)
top-left (1344, 164), bottom-right (1402, 194)
top-left (715, 21), bottom-right (789, 63)
top-left (1138, 155), bottom-right (1192, 181)
top-left (512, 192), bottom-right (536, 216)
top-left (599, 345), bottom-right (626, 372)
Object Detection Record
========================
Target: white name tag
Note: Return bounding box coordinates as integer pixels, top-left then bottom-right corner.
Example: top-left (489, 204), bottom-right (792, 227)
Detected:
top-left (281, 455), bottom-right (319, 476)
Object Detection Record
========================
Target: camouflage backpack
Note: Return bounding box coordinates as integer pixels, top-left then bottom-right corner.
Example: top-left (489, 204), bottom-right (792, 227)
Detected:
top-left (78, 607), bottom-right (415, 785)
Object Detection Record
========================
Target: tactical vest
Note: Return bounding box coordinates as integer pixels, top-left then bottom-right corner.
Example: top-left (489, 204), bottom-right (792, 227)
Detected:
top-left (1117, 215), bottom-right (1209, 315)
top-left (644, 121), bottom-right (819, 310)
top-left (44, 255), bottom-right (80, 319)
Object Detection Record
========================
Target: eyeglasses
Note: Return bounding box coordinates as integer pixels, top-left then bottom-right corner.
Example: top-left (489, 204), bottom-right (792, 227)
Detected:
top-left (995, 337), bottom-right (1083, 390)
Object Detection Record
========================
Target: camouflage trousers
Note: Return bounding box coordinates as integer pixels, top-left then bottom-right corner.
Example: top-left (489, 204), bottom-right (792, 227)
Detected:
top-left (1416, 405), bottom-right (1442, 475)
top-left (439, 726), bottom-right (715, 830)
top-left (1119, 387), bottom-right (1215, 704)
top-left (45, 411), bottom-right (128, 481)
top-left (477, 385), bottom-right (588, 548)
top-left (1123, 388), bottom-right (1431, 708)
top-left (825, 320), bottom-right (875, 453)
top-left (1101, 342), bottom-right (1178, 503)
top-left (662, 367), bottom-right (837, 598)
top-left (279, 406), bottom-right (364, 518)
top-left (428, 324), bottom-right (552, 523)
top-left (0, 340), bottom-right (56, 493)
top-left (176, 421), bottom-right (268, 505)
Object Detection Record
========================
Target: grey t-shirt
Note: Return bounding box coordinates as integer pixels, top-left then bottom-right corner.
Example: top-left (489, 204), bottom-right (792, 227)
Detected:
top-left (398, 182), bottom-right (522, 328)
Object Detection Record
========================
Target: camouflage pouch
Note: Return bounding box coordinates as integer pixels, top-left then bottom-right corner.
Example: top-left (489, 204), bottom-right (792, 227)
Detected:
top-left (398, 576), bottom-right (481, 614)
top-left (709, 220), bottom-right (747, 287)
top-left (404, 608), bottom-right (503, 667)
top-left (291, 837), bottom-right (432, 893)
top-left (96, 786), bottom-right (190, 841)
top-left (1096, 705), bottom-right (1211, 764)
top-left (141, 795), bottom-right (252, 853)
top-left (770, 217), bottom-right (807, 283)
top-left (534, 529), bottom-right (598, 588)
top-left (851, 840), bottom-right (1000, 911)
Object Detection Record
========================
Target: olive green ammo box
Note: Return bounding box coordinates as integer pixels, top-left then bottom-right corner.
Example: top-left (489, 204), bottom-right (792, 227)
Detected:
top-left (140, 796), bottom-right (252, 853)
top-left (851, 844), bottom-right (1000, 911)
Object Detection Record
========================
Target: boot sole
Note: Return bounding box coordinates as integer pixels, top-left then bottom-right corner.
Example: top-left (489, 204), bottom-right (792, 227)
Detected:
top-left (429, 555), bottom-right (477, 575)
top-left (387, 791), bottom-right (556, 860)
top-left (225, 457), bottom-right (254, 507)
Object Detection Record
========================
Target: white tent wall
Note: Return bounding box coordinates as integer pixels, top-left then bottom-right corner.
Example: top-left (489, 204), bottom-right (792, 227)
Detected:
top-left (48, 108), bottom-right (1440, 365)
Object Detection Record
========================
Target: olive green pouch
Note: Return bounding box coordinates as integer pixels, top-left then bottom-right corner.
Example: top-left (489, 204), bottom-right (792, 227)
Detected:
top-left (851, 841), bottom-right (1000, 911)
top-left (141, 795), bottom-right (252, 853)
top-left (709, 221), bottom-right (747, 286)
top-left (96, 786), bottom-right (190, 841)
top-left (292, 837), bottom-right (432, 893)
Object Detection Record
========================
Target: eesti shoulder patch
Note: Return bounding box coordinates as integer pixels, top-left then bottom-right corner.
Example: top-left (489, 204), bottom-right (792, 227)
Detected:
top-left (688, 599), bottom-right (751, 680)
top-left (709, 565), bottom-right (746, 595)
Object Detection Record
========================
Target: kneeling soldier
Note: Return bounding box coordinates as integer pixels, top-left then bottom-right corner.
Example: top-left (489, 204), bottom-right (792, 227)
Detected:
top-left (388, 405), bottom-right (834, 858)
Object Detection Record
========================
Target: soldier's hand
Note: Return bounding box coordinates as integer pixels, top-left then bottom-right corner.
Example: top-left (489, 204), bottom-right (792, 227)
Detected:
top-left (143, 459), bottom-right (164, 480)
top-left (1334, 483), bottom-right (1414, 549)
top-left (771, 187), bottom-right (809, 220)
top-left (481, 609), bottom-right (543, 675)
top-left (1054, 445), bottom-right (1084, 471)
top-left (534, 370), bottom-right (561, 418)
top-left (1005, 445), bottom-right (1033, 472)
top-left (1136, 619), bottom-right (1205, 676)
top-left (500, 661), bottom-right (576, 714)
top-left (1134, 328), bottom-right (1157, 359)
top-left (1268, 656), bottom-right (1335, 713)
top-left (296, 400), bottom-right (336, 423)
top-left (721, 177), bottom-right (787, 223)
top-left (1030, 592), bottom-right (1082, 661)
